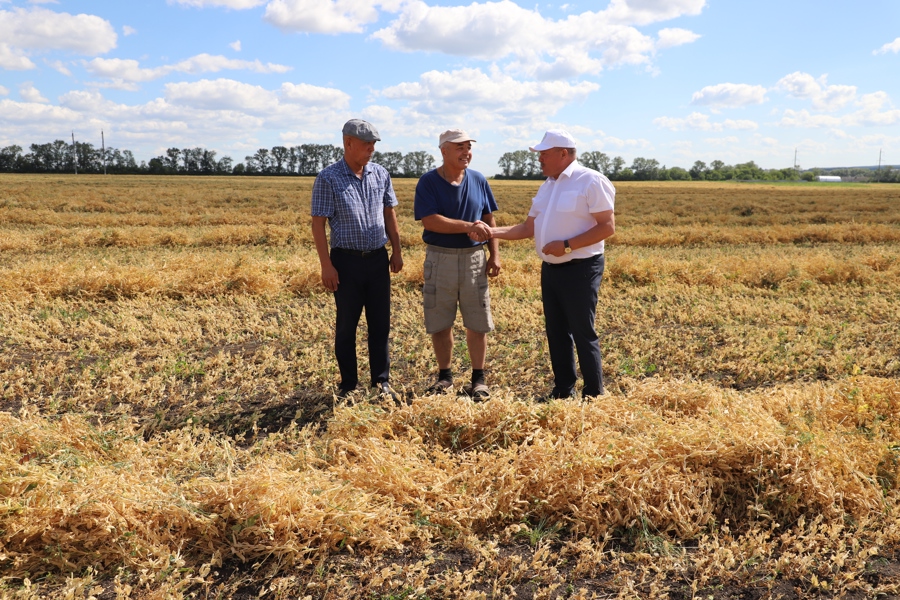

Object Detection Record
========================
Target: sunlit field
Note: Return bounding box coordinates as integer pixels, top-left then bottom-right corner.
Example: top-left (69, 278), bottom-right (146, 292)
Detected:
top-left (2, 174), bottom-right (900, 599)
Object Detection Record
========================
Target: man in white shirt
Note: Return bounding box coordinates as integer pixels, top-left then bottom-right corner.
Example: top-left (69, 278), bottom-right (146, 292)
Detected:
top-left (485, 129), bottom-right (615, 399)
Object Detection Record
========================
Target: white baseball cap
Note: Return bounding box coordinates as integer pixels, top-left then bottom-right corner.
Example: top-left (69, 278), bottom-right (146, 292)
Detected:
top-left (529, 129), bottom-right (577, 152)
top-left (439, 129), bottom-right (476, 147)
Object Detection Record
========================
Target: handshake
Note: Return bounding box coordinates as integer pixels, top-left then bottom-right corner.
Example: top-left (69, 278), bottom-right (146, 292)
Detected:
top-left (468, 220), bottom-right (494, 242)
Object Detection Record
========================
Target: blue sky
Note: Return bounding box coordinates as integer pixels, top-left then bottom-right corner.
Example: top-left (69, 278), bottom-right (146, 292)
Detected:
top-left (1, 0), bottom-right (899, 173)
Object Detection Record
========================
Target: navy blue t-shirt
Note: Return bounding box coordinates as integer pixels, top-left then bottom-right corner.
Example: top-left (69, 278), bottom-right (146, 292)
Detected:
top-left (414, 168), bottom-right (499, 248)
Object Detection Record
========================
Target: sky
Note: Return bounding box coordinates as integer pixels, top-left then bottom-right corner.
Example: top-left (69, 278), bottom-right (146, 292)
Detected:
top-left (1, 0), bottom-right (899, 174)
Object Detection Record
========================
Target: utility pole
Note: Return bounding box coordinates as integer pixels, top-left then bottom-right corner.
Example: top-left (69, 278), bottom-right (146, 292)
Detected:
top-left (878, 148), bottom-right (883, 171)
top-left (71, 131), bottom-right (77, 175)
top-left (793, 148), bottom-right (800, 170)
top-left (102, 130), bottom-right (107, 175)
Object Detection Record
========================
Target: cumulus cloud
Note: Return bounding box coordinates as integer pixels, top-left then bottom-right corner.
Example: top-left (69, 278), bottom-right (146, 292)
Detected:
top-left (779, 92), bottom-right (900, 129)
top-left (0, 7), bottom-right (117, 55)
top-left (602, 0), bottom-right (706, 26)
top-left (264, 0), bottom-right (381, 34)
top-left (775, 72), bottom-right (856, 112)
top-left (279, 82), bottom-right (350, 107)
top-left (165, 78), bottom-right (278, 112)
top-left (690, 83), bottom-right (767, 108)
top-left (0, 42), bottom-right (36, 70)
top-left (123, 25), bottom-right (137, 36)
top-left (377, 67), bottom-right (599, 118)
top-left (371, 0), bottom-right (700, 79)
top-left (874, 37), bottom-right (900, 55)
top-left (230, 40), bottom-right (241, 51)
top-left (0, 85), bottom-right (8, 96)
top-left (19, 81), bottom-right (48, 103)
top-left (85, 53), bottom-right (292, 84)
top-left (169, 0), bottom-right (267, 8)
top-left (654, 112), bottom-right (757, 131)
top-left (656, 27), bottom-right (700, 49)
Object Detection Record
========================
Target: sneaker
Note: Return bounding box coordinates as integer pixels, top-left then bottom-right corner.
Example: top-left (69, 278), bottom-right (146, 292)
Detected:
top-left (376, 381), bottom-right (402, 405)
top-left (462, 382), bottom-right (490, 400)
top-left (425, 378), bottom-right (453, 394)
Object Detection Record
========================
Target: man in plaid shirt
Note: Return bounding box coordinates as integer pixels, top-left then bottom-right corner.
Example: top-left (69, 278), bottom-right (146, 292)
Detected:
top-left (311, 119), bottom-right (404, 402)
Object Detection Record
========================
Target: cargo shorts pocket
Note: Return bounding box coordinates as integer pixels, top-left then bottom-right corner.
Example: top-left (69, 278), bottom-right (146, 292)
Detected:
top-left (423, 284), bottom-right (437, 309)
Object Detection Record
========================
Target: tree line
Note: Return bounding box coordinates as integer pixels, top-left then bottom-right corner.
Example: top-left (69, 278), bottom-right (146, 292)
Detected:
top-left (1, 139), bottom-right (896, 182)
top-left (496, 149), bottom-right (900, 183)
top-left (0, 140), bottom-right (436, 178)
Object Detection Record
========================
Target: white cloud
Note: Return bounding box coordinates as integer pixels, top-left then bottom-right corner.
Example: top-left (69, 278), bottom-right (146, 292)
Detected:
top-left (47, 59), bottom-right (72, 76)
top-left (0, 7), bottom-right (117, 54)
top-left (690, 83), bottom-right (767, 108)
top-left (85, 54), bottom-right (292, 84)
top-left (0, 42), bottom-right (36, 70)
top-left (280, 82), bottom-right (350, 107)
top-left (602, 0), bottom-right (707, 26)
top-left (165, 78), bottom-right (277, 112)
top-left (19, 81), bottom-right (48, 103)
top-left (779, 93), bottom-right (900, 129)
top-left (377, 67), bottom-right (599, 119)
top-left (775, 72), bottom-right (856, 112)
top-left (874, 37), bottom-right (900, 55)
top-left (123, 25), bottom-right (137, 36)
top-left (654, 112), bottom-right (757, 131)
top-left (371, 0), bottom-right (699, 79)
top-left (0, 85), bottom-right (8, 96)
top-left (656, 27), bottom-right (700, 49)
top-left (230, 40), bottom-right (241, 51)
top-left (169, 0), bottom-right (267, 8)
top-left (264, 0), bottom-right (381, 34)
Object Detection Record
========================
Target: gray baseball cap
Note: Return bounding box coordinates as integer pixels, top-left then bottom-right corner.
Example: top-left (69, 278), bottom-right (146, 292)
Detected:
top-left (342, 119), bottom-right (381, 142)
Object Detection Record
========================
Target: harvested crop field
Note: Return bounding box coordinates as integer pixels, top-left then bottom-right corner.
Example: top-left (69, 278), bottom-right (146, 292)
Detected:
top-left (2, 175), bottom-right (900, 599)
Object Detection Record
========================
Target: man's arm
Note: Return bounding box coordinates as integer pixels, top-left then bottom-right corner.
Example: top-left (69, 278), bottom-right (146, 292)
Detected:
top-left (541, 210), bottom-right (615, 257)
top-left (482, 212), bottom-right (501, 277)
top-left (384, 205), bottom-right (404, 274)
top-left (489, 215), bottom-right (536, 241)
top-left (421, 213), bottom-right (491, 240)
top-left (311, 216), bottom-right (339, 291)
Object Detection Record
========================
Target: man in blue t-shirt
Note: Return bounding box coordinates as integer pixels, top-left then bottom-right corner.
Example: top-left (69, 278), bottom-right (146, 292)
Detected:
top-left (414, 129), bottom-right (500, 399)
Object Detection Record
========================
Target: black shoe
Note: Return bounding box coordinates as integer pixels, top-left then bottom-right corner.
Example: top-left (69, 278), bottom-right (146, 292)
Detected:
top-left (376, 381), bottom-right (402, 404)
top-left (535, 388), bottom-right (574, 403)
top-left (337, 386), bottom-right (356, 399)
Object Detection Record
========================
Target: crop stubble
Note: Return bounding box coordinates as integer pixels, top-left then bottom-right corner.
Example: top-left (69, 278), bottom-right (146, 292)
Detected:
top-left (1, 175), bottom-right (900, 598)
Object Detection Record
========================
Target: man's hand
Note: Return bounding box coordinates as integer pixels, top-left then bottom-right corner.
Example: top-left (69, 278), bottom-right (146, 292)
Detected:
top-left (541, 240), bottom-right (567, 257)
top-left (390, 251), bottom-right (404, 274)
top-left (468, 220), bottom-right (492, 242)
top-left (320, 263), bottom-right (339, 292)
top-left (486, 253), bottom-right (501, 278)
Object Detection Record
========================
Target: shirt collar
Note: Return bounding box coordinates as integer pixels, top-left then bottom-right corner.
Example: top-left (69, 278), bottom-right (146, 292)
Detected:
top-left (556, 159), bottom-right (579, 181)
top-left (340, 158), bottom-right (370, 178)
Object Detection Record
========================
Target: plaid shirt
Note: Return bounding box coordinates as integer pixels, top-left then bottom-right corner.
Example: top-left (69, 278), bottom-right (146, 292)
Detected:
top-left (311, 159), bottom-right (398, 252)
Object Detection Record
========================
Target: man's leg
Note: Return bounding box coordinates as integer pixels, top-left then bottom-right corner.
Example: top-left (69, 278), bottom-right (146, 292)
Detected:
top-left (365, 249), bottom-right (391, 386)
top-left (431, 328), bottom-right (454, 370)
top-left (562, 256), bottom-right (606, 397)
top-left (465, 329), bottom-right (486, 370)
top-left (541, 263), bottom-right (577, 397)
top-left (332, 251), bottom-right (365, 393)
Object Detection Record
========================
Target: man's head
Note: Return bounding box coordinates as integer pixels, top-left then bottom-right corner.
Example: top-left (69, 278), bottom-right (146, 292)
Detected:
top-left (530, 129), bottom-right (577, 179)
top-left (342, 119), bottom-right (380, 168)
top-left (438, 129), bottom-right (476, 172)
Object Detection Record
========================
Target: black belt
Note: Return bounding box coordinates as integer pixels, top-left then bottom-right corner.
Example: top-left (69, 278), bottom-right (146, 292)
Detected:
top-left (543, 254), bottom-right (603, 267)
top-left (332, 246), bottom-right (385, 257)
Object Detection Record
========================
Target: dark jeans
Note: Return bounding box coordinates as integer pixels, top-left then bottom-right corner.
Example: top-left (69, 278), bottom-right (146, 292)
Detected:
top-left (540, 254), bottom-right (605, 397)
top-left (331, 247), bottom-right (391, 391)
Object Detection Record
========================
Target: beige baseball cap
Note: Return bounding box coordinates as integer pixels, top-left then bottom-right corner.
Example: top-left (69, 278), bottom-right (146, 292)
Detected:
top-left (438, 129), bottom-right (476, 147)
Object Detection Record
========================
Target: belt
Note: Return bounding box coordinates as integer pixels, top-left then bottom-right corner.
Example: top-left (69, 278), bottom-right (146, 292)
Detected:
top-left (543, 254), bottom-right (603, 267)
top-left (425, 244), bottom-right (485, 254)
top-left (332, 246), bottom-right (385, 257)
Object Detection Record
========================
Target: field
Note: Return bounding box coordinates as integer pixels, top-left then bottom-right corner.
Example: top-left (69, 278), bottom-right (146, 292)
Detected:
top-left (2, 174), bottom-right (900, 599)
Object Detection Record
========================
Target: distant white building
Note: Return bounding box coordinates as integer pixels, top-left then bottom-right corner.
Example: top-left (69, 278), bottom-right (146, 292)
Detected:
top-left (817, 175), bottom-right (842, 182)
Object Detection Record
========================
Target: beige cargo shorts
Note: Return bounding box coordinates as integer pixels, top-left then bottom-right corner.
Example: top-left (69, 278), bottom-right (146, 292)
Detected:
top-left (422, 244), bottom-right (493, 334)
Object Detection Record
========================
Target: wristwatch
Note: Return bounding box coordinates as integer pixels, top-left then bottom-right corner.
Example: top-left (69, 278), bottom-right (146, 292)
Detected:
top-left (564, 240), bottom-right (572, 254)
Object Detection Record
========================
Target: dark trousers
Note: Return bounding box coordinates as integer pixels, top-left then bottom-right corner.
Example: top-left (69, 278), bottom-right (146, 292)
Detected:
top-left (540, 254), bottom-right (605, 397)
top-left (331, 247), bottom-right (391, 391)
